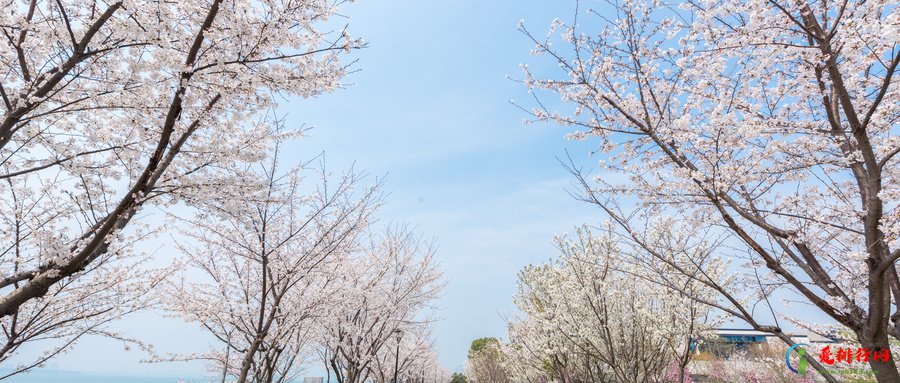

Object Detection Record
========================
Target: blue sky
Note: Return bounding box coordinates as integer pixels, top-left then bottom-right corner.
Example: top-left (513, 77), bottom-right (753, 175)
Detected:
top-left (9, 0), bottom-right (611, 379)
top-left (282, 0), bottom-right (601, 373)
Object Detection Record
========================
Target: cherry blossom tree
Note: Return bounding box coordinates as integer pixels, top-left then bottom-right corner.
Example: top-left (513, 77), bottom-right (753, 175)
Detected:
top-left (0, 242), bottom-right (166, 379)
top-left (0, 0), bottom-right (360, 375)
top-left (519, 0), bottom-right (899, 381)
top-left (370, 326), bottom-right (444, 383)
top-left (321, 227), bottom-right (443, 383)
top-left (500, 336), bottom-right (548, 383)
top-left (464, 338), bottom-right (511, 383)
top-left (161, 147), bottom-right (381, 383)
top-left (504, 227), bottom-right (714, 383)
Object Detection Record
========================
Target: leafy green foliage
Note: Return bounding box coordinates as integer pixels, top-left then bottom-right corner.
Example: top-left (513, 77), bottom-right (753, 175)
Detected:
top-left (450, 372), bottom-right (468, 383)
top-left (468, 337), bottom-right (501, 359)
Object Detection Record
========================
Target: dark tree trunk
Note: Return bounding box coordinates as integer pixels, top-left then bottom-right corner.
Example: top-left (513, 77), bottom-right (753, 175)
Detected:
top-left (860, 339), bottom-right (900, 383)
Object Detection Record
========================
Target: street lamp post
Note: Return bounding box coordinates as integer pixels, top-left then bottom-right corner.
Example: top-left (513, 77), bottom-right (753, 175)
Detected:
top-left (393, 329), bottom-right (403, 383)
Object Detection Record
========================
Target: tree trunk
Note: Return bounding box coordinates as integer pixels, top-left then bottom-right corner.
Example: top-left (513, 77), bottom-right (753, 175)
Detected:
top-left (235, 341), bottom-right (262, 383)
top-left (861, 341), bottom-right (900, 383)
top-left (869, 360), bottom-right (900, 383)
